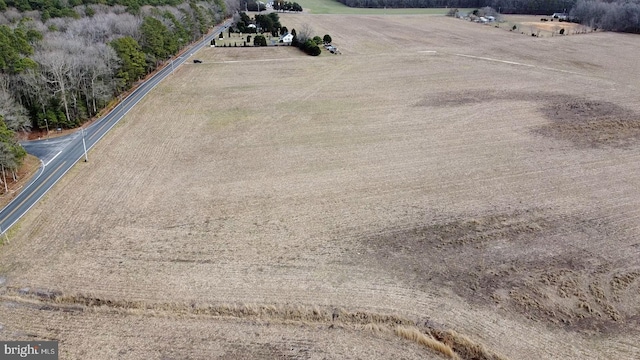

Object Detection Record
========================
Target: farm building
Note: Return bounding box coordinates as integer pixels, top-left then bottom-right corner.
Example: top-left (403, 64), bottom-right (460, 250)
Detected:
top-left (551, 12), bottom-right (569, 20)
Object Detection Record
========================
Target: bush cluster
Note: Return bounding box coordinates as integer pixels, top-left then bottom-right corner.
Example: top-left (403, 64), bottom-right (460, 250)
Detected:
top-left (299, 39), bottom-right (321, 55)
top-left (291, 28), bottom-right (330, 56)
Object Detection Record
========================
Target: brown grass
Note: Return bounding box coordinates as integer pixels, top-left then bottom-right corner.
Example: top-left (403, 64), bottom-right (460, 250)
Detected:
top-left (436, 330), bottom-right (509, 360)
top-left (395, 326), bottom-right (459, 359)
top-left (0, 154), bottom-right (41, 212)
top-left (501, 15), bottom-right (593, 37)
top-left (2, 286), bottom-right (502, 359)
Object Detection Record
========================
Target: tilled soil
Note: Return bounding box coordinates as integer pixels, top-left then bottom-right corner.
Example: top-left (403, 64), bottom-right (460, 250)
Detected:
top-left (1, 13), bottom-right (640, 360)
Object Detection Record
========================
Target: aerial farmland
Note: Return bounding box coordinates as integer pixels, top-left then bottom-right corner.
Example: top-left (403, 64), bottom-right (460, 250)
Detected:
top-left (1, 10), bottom-right (639, 360)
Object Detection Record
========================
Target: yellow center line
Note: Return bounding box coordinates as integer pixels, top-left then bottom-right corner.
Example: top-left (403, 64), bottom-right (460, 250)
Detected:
top-left (1, 161), bottom-right (67, 222)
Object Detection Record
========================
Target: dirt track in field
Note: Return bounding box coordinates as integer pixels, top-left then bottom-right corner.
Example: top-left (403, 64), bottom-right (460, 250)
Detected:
top-left (1, 13), bottom-right (640, 360)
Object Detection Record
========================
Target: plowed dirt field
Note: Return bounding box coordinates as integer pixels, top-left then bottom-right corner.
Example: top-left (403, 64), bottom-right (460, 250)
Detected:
top-left (1, 13), bottom-right (640, 359)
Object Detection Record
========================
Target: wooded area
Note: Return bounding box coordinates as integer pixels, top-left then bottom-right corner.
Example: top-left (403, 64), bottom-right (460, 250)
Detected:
top-left (335, 0), bottom-right (578, 14)
top-left (571, 0), bottom-right (640, 33)
top-left (0, 0), bottom-right (238, 188)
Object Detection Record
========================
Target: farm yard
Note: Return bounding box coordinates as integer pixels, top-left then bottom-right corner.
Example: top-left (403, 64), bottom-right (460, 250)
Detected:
top-left (1, 12), bottom-right (640, 360)
top-left (213, 32), bottom-right (286, 47)
top-left (499, 14), bottom-right (593, 37)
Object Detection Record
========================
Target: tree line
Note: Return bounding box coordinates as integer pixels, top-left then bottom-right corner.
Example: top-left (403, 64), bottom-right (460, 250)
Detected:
top-left (0, 0), bottom-right (238, 190)
top-left (571, 0), bottom-right (640, 33)
top-left (335, 0), bottom-right (578, 15)
top-left (337, 0), bottom-right (639, 33)
top-left (1, 1), bottom-right (236, 131)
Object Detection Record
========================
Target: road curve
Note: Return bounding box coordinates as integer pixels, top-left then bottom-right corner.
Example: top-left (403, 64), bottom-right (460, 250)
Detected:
top-left (0, 21), bottom-right (230, 236)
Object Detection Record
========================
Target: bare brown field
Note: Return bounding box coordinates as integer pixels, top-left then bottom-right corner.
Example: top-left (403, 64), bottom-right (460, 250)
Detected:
top-left (1, 14), bottom-right (640, 359)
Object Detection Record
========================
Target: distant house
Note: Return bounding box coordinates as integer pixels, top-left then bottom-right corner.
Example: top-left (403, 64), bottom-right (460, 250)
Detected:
top-left (552, 12), bottom-right (568, 20)
top-left (279, 33), bottom-right (293, 44)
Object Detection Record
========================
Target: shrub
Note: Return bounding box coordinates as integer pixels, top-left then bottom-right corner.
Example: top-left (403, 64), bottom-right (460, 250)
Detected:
top-left (323, 34), bottom-right (332, 43)
top-left (253, 35), bottom-right (267, 46)
top-left (312, 36), bottom-right (323, 45)
top-left (559, 28), bottom-right (565, 34)
top-left (301, 39), bottom-right (321, 56)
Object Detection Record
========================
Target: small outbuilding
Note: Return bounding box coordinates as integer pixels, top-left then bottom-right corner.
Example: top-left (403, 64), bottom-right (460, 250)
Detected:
top-left (552, 12), bottom-right (569, 20)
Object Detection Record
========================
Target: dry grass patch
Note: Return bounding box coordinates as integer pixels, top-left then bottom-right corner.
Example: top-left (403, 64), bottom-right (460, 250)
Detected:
top-left (2, 286), bottom-right (507, 360)
top-left (0, 154), bottom-right (41, 212)
top-left (501, 15), bottom-right (593, 37)
top-left (538, 98), bottom-right (640, 148)
top-left (395, 326), bottom-right (459, 359)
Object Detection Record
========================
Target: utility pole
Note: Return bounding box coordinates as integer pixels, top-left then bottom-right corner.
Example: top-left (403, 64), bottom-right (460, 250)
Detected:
top-left (82, 129), bottom-right (88, 162)
top-left (44, 118), bottom-right (49, 138)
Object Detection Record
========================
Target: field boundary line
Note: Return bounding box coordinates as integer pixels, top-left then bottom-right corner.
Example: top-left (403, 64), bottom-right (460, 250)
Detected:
top-left (210, 57), bottom-right (309, 64)
top-left (453, 53), bottom-right (584, 76)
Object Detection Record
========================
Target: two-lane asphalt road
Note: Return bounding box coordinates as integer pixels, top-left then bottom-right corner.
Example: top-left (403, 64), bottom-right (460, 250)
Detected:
top-left (0, 21), bottom-right (230, 235)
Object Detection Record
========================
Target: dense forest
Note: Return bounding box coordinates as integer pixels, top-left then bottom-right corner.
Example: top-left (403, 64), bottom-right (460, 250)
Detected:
top-left (0, 0), bottom-right (238, 187)
top-left (335, 0), bottom-right (577, 14)
top-left (571, 0), bottom-right (640, 33)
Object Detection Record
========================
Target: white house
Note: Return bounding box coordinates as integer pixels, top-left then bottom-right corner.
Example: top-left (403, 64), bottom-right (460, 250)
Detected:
top-left (552, 12), bottom-right (568, 20)
top-left (279, 33), bottom-right (293, 44)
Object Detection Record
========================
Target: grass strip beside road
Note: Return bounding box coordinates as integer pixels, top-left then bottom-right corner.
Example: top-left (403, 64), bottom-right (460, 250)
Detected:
top-left (0, 155), bottom-right (42, 211)
top-left (1, 161), bottom-right (67, 223)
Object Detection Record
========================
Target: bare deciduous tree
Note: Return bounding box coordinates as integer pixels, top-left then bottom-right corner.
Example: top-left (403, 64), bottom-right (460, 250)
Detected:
top-left (33, 36), bottom-right (77, 126)
top-left (0, 77), bottom-right (30, 131)
top-left (297, 23), bottom-right (313, 43)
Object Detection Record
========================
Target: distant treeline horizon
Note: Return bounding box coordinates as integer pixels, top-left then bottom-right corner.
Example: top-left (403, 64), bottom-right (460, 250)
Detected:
top-left (334, 0), bottom-right (577, 14)
top-left (336, 0), bottom-right (640, 34)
